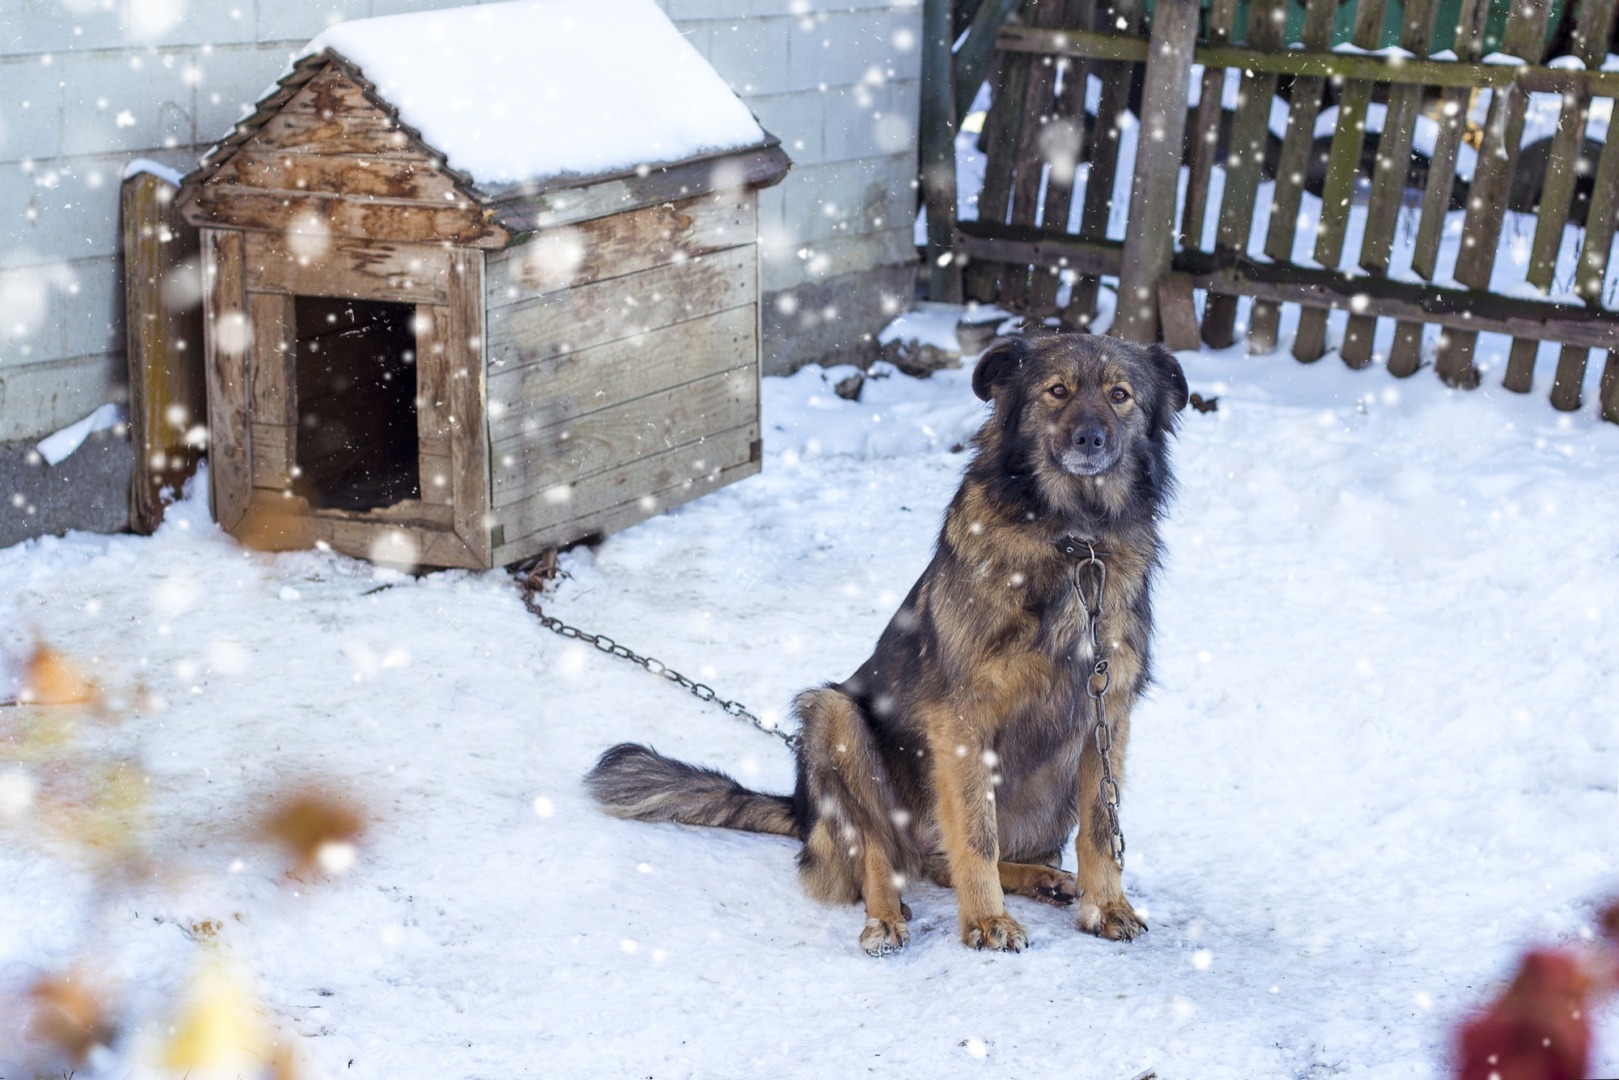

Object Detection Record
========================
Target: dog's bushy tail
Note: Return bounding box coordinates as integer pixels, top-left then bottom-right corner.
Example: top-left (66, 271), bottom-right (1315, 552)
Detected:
top-left (585, 743), bottom-right (799, 838)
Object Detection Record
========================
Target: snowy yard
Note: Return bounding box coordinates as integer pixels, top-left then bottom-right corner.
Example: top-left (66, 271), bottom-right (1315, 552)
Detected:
top-left (2, 327), bottom-right (1617, 1079)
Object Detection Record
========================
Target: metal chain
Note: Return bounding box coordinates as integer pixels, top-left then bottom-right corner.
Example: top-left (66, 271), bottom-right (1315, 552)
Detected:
top-left (1073, 547), bottom-right (1127, 870)
top-left (515, 570), bottom-right (801, 752)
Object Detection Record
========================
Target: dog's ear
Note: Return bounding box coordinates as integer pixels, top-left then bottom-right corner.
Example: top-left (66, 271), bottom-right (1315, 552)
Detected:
top-left (1145, 343), bottom-right (1189, 434)
top-left (972, 337), bottom-right (1030, 403)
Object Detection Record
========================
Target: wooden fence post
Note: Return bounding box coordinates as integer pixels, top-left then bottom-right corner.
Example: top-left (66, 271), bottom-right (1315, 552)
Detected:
top-left (920, 0), bottom-right (963, 303)
top-left (1112, 0), bottom-right (1196, 343)
top-left (122, 170), bottom-right (205, 534)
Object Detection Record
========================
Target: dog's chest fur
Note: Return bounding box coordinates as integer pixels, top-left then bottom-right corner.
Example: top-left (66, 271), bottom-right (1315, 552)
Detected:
top-left (842, 475), bottom-right (1155, 862)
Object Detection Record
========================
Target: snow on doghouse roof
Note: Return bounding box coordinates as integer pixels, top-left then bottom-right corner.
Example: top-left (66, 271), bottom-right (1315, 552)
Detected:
top-left (298, 0), bottom-right (771, 189)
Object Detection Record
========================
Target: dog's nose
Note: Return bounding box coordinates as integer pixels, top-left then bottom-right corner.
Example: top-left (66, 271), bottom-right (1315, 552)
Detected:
top-left (1073, 422), bottom-right (1107, 452)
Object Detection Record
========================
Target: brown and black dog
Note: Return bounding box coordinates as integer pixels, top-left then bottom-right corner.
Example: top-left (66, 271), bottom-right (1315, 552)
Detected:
top-left (587, 332), bottom-right (1188, 954)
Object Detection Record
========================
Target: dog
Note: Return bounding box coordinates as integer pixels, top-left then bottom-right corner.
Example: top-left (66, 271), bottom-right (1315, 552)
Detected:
top-left (587, 332), bottom-right (1188, 954)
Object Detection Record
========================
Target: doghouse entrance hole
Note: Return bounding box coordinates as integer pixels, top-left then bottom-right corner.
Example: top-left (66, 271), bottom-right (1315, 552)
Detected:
top-left (293, 296), bottom-right (420, 512)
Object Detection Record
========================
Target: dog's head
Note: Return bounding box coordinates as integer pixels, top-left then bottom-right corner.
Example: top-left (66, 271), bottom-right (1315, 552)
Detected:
top-left (971, 333), bottom-right (1188, 516)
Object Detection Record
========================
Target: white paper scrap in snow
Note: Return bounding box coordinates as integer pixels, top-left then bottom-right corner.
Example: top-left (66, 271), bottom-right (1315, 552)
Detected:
top-left (303, 0), bottom-right (768, 188)
top-left (36, 403), bottom-right (126, 466)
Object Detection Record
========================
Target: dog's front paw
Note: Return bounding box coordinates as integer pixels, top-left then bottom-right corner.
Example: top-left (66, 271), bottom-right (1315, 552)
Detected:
top-left (860, 917), bottom-right (910, 956)
top-left (962, 913), bottom-right (1028, 952)
top-left (1077, 898), bottom-right (1147, 942)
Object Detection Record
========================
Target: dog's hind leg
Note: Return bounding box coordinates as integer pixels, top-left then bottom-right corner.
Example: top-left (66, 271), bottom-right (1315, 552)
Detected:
top-left (924, 856), bottom-right (1075, 907)
top-left (793, 686), bottom-right (916, 952)
top-left (998, 862), bottom-right (1076, 906)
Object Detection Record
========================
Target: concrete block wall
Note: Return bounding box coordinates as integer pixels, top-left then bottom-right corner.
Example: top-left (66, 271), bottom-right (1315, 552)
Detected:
top-left (0, 0), bottom-right (922, 541)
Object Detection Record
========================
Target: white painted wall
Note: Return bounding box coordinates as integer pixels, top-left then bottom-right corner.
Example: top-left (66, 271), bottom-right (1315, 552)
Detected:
top-left (0, 0), bottom-right (921, 442)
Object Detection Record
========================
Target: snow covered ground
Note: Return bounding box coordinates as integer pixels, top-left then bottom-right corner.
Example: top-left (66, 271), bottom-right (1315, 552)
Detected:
top-left (2, 322), bottom-right (1617, 1078)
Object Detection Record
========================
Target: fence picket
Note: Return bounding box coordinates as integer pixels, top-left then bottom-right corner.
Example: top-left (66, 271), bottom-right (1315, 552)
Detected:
top-left (965, 0), bottom-right (1038, 305)
top-left (1293, 0), bottom-right (1389, 363)
top-left (1179, 0), bottom-right (1239, 253)
top-left (1387, 0), bottom-right (1490, 377)
top-left (1433, 0), bottom-right (1553, 388)
top-left (1250, 0), bottom-right (1342, 354)
top-left (1505, 0), bottom-right (1619, 397)
top-left (1066, 0), bottom-right (1145, 326)
top-left (1551, 122), bottom-right (1619, 412)
top-left (1201, 0), bottom-right (1289, 349)
top-left (1341, 0), bottom-right (1442, 369)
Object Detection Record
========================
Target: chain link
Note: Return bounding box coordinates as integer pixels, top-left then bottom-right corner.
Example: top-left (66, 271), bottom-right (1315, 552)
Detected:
top-left (515, 571), bottom-right (801, 752)
top-left (1073, 546), bottom-right (1128, 871)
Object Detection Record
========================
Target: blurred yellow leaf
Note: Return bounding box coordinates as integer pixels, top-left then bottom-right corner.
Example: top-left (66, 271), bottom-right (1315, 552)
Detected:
top-left (162, 954), bottom-right (269, 1078)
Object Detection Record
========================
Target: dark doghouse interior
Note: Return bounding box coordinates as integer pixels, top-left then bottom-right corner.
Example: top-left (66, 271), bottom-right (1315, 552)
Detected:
top-left (293, 296), bottom-right (420, 512)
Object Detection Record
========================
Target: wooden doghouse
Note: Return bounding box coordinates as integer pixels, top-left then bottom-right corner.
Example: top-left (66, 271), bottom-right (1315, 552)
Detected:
top-left (176, 0), bottom-right (789, 569)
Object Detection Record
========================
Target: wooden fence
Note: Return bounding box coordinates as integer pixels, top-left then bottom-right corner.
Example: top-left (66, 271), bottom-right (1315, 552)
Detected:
top-left (920, 0), bottom-right (1619, 421)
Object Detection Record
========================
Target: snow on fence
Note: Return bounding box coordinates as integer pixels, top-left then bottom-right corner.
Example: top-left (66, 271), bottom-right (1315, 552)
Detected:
top-left (923, 0), bottom-right (1619, 421)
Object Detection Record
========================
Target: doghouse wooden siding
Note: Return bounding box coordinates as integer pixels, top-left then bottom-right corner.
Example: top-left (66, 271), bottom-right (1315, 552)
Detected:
top-left (176, 5), bottom-right (788, 569)
top-left (483, 190), bottom-right (762, 563)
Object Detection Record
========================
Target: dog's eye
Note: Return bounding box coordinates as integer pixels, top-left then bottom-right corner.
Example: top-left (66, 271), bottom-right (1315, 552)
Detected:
top-left (1048, 384), bottom-right (1070, 400)
top-left (1109, 387), bottom-right (1131, 404)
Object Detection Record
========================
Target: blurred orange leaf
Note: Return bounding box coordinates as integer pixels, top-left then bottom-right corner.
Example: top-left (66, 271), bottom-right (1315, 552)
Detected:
top-left (262, 789), bottom-right (365, 874)
top-left (20, 645), bottom-right (96, 706)
top-left (29, 968), bottom-right (114, 1064)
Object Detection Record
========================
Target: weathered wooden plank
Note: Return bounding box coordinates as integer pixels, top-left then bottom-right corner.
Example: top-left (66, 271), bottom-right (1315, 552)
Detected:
top-left (280, 65), bottom-right (380, 118)
top-left (1341, 0), bottom-right (1442, 369)
top-left (487, 304), bottom-right (755, 447)
top-left (483, 146), bottom-right (789, 236)
top-left (1601, 350), bottom-right (1619, 423)
top-left (920, 0), bottom-right (964, 303)
top-left (446, 250), bottom-right (492, 566)
top-left (1292, 0), bottom-right (1389, 363)
top-left (495, 423), bottom-right (760, 551)
top-left (410, 304), bottom-right (453, 508)
top-left (1389, 0), bottom-right (1491, 377)
top-left (953, 0), bottom-right (1024, 124)
top-left (246, 111), bottom-right (414, 156)
top-left (186, 187), bottom-right (507, 247)
top-left (996, 26), bottom-right (1619, 97)
top-left (1434, 0), bottom-right (1552, 388)
top-left (249, 421), bottom-right (294, 489)
top-left (1066, 0), bottom-right (1143, 325)
top-left (247, 295), bottom-right (294, 418)
top-left (1180, 0), bottom-right (1239, 253)
top-left (201, 229), bottom-right (252, 532)
top-left (1031, 0), bottom-right (1098, 313)
top-left (1504, 0), bottom-right (1618, 394)
top-left (122, 171), bottom-right (206, 535)
top-left (486, 246), bottom-right (755, 370)
top-left (964, 0), bottom-right (1036, 305)
top-left (486, 191), bottom-right (754, 301)
top-left (1177, 251), bottom-right (1619, 349)
top-left (1114, 0), bottom-right (1198, 343)
top-left (211, 151), bottom-right (459, 203)
top-left (1202, 0), bottom-right (1289, 348)
top-left (243, 232), bottom-right (453, 306)
top-left (495, 453), bottom-right (759, 566)
top-left (1003, 0), bottom-right (1071, 312)
top-left (955, 219), bottom-right (1122, 276)
top-left (1249, 0), bottom-right (1337, 353)
top-left (309, 511), bottom-right (481, 570)
top-left (490, 366), bottom-right (758, 508)
top-left (1157, 272), bottom-right (1202, 352)
top-left (1550, 121), bottom-right (1619, 412)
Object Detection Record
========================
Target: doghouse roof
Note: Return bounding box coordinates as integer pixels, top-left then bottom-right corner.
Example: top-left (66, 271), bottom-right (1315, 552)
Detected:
top-left (178, 0), bottom-right (788, 246)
